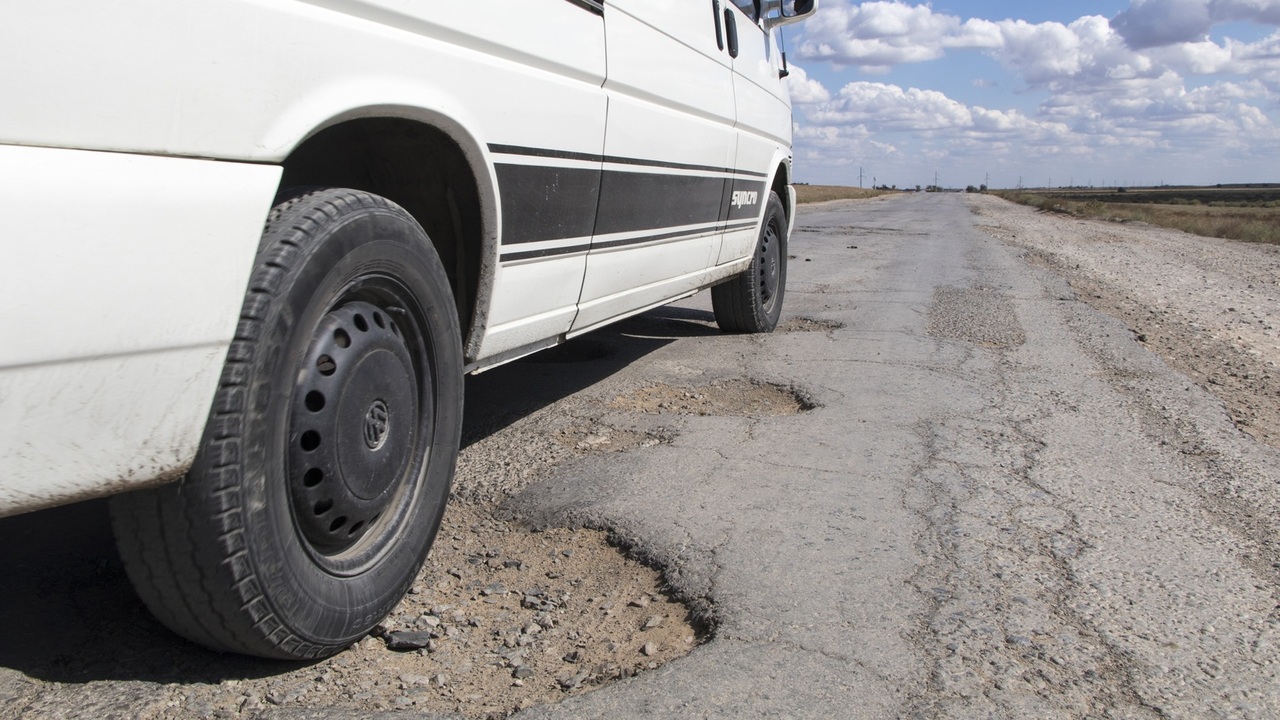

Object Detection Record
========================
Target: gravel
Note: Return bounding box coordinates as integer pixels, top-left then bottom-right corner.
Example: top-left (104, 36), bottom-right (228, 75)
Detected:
top-left (968, 193), bottom-right (1280, 448)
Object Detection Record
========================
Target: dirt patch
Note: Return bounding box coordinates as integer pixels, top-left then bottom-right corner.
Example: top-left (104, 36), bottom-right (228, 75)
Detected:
top-left (608, 379), bottom-right (817, 417)
top-left (453, 420), bottom-right (675, 506)
top-left (778, 316), bottom-right (845, 334)
top-left (0, 500), bottom-right (701, 720)
top-left (969, 193), bottom-right (1280, 447)
top-left (358, 503), bottom-right (700, 718)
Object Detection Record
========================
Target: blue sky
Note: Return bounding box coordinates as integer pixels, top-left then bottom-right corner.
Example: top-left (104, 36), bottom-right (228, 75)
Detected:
top-left (784, 0), bottom-right (1280, 189)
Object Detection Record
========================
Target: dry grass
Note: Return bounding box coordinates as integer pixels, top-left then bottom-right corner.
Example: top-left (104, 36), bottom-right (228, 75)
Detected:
top-left (995, 191), bottom-right (1280, 245)
top-left (795, 185), bottom-right (889, 204)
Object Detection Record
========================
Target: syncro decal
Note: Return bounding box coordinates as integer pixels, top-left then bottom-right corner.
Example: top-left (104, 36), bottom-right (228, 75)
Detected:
top-left (725, 178), bottom-right (768, 222)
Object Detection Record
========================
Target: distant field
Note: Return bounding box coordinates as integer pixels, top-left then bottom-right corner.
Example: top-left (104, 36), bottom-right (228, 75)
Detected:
top-left (795, 185), bottom-right (889, 204)
top-left (1025, 185), bottom-right (1280, 207)
top-left (995, 186), bottom-right (1280, 245)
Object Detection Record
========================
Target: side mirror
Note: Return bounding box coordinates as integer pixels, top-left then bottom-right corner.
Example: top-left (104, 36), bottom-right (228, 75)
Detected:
top-left (764, 0), bottom-right (818, 28)
top-left (788, 0), bottom-right (816, 15)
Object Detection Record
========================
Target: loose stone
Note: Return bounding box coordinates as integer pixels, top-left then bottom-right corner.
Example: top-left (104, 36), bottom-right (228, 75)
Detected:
top-left (384, 631), bottom-right (434, 651)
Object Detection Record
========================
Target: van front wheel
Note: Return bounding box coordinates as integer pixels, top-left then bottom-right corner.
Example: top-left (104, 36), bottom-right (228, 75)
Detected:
top-left (109, 188), bottom-right (463, 660)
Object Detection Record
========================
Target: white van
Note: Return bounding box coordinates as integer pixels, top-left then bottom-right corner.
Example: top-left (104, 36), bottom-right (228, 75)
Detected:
top-left (0, 0), bottom-right (816, 659)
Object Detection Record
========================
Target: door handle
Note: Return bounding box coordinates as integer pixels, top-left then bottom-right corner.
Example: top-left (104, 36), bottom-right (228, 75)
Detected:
top-left (712, 0), bottom-right (724, 51)
top-left (724, 8), bottom-right (738, 58)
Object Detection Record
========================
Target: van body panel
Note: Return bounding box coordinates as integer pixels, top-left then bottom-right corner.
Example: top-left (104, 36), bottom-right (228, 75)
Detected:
top-left (0, 0), bottom-right (808, 514)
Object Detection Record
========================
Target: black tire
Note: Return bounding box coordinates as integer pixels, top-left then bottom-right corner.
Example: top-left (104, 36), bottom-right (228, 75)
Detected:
top-left (109, 188), bottom-right (463, 660)
top-left (712, 190), bottom-right (788, 333)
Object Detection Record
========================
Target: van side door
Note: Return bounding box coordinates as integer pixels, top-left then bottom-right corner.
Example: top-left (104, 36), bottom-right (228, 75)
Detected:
top-left (570, 0), bottom-right (738, 333)
top-left (719, 0), bottom-right (791, 265)
top-left (466, 1), bottom-right (609, 361)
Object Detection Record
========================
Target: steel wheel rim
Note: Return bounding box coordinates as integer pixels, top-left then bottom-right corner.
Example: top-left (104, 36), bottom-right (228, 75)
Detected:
top-left (286, 276), bottom-right (436, 575)
top-left (759, 217), bottom-right (782, 313)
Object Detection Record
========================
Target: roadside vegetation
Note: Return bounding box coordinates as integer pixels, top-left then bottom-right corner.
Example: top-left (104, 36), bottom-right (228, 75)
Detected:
top-left (795, 184), bottom-right (891, 204)
top-left (994, 185), bottom-right (1280, 245)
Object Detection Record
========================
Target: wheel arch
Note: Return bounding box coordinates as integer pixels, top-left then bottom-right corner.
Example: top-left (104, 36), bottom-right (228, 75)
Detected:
top-left (770, 157), bottom-right (793, 223)
top-left (278, 109), bottom-right (497, 364)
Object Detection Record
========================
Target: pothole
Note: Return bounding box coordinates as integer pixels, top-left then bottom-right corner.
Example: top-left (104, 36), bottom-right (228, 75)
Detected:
top-left (778, 316), bottom-right (845, 333)
top-left (607, 379), bottom-right (818, 416)
top-left (66, 502), bottom-right (705, 720)
top-left (0, 495), bottom-right (705, 720)
top-left (361, 502), bottom-right (704, 718)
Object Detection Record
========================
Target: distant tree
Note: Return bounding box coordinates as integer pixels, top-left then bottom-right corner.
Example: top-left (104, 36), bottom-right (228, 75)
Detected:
top-left (965, 185), bottom-right (978, 193)
top-left (980, 184), bottom-right (988, 192)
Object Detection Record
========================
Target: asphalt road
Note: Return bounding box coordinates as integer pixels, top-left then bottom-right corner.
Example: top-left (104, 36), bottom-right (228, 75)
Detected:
top-left (4, 192), bottom-right (1278, 719)
top-left (505, 192), bottom-right (1280, 718)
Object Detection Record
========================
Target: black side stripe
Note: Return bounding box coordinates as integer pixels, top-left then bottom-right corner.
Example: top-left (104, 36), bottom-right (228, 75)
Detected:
top-left (489, 143), bottom-right (770, 179)
top-left (489, 144), bottom-right (601, 164)
top-left (500, 221), bottom-right (758, 263)
top-left (565, 0), bottom-right (604, 15)
top-left (495, 164), bottom-right (601, 245)
top-left (496, 162), bottom-right (767, 245)
top-left (594, 171), bottom-right (726, 236)
top-left (590, 220), bottom-right (758, 252)
top-left (501, 244), bottom-right (592, 263)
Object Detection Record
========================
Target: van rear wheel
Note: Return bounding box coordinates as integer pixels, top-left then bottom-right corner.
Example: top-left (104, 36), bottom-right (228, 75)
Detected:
top-left (109, 188), bottom-right (462, 660)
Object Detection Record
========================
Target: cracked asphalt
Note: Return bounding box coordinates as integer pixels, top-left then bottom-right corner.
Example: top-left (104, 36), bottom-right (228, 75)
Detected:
top-left (507, 192), bottom-right (1280, 718)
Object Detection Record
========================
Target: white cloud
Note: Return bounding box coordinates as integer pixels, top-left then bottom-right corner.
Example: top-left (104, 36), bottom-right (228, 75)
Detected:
top-left (785, 65), bottom-right (832, 104)
top-left (1111, 0), bottom-right (1280, 49)
top-left (807, 82), bottom-right (972, 130)
top-left (789, 2), bottom-right (1280, 185)
top-left (795, 0), bottom-right (1000, 69)
top-left (801, 81), bottom-right (1070, 139)
top-left (794, 2), bottom-right (1280, 88)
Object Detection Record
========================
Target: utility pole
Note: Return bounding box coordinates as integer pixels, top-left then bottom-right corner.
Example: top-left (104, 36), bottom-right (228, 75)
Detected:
top-left (934, 171), bottom-right (939, 190)
top-left (858, 166), bottom-right (865, 188)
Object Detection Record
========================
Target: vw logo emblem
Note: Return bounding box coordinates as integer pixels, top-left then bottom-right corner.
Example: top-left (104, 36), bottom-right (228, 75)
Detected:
top-left (363, 400), bottom-right (390, 451)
